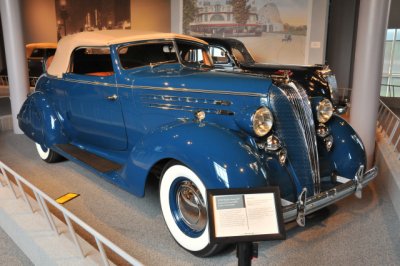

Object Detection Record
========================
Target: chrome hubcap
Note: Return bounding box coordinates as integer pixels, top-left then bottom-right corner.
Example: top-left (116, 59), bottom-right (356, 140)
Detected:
top-left (176, 180), bottom-right (207, 232)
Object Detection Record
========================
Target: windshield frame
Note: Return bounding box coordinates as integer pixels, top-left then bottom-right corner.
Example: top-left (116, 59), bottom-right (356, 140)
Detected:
top-left (174, 39), bottom-right (214, 68)
top-left (116, 39), bottom-right (213, 71)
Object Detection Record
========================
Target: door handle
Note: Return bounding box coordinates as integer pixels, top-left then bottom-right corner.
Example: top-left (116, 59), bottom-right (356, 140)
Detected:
top-left (106, 94), bottom-right (118, 101)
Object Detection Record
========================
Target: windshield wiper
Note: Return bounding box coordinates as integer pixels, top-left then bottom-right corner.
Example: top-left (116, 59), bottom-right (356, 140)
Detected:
top-left (149, 60), bottom-right (178, 69)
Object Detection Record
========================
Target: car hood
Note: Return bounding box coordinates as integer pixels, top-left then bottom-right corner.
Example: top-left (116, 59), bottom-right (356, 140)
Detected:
top-left (126, 65), bottom-right (273, 96)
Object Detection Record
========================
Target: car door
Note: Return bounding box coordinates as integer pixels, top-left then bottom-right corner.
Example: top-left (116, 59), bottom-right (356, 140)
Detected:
top-left (63, 46), bottom-right (128, 151)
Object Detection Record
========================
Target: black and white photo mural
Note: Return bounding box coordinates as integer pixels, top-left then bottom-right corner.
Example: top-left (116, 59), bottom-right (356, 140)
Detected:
top-left (182, 0), bottom-right (317, 65)
top-left (55, 0), bottom-right (131, 39)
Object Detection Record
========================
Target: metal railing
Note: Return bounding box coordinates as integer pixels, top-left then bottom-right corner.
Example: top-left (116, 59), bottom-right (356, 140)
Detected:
top-left (0, 75), bottom-right (38, 88)
top-left (0, 161), bottom-right (143, 266)
top-left (0, 75), bottom-right (8, 86)
top-left (377, 99), bottom-right (400, 159)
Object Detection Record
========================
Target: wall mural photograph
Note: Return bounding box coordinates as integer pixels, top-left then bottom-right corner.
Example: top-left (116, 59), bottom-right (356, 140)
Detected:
top-left (55, 0), bottom-right (131, 39)
top-left (183, 0), bottom-right (310, 65)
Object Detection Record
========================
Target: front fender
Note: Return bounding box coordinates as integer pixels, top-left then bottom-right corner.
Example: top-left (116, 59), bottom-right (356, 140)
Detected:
top-left (17, 91), bottom-right (67, 147)
top-left (120, 121), bottom-right (269, 197)
top-left (319, 115), bottom-right (366, 178)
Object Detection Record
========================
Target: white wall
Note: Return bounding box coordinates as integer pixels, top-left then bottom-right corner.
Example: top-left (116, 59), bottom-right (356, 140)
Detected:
top-left (305, 0), bottom-right (329, 65)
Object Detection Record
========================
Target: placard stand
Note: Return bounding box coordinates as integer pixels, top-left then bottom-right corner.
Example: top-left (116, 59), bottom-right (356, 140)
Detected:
top-left (207, 187), bottom-right (286, 266)
top-left (237, 242), bottom-right (258, 266)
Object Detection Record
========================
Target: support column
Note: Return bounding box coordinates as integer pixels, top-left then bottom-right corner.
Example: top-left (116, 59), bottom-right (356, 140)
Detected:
top-left (0, 0), bottom-right (29, 134)
top-left (350, 0), bottom-right (391, 168)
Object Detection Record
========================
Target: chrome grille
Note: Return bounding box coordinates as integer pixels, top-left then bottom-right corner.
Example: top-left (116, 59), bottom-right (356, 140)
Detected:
top-left (281, 82), bottom-right (320, 193)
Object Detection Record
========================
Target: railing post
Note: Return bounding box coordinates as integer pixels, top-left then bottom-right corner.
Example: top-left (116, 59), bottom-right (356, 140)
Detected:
top-left (34, 191), bottom-right (58, 234)
top-left (388, 120), bottom-right (399, 145)
top-left (63, 213), bottom-right (85, 258)
top-left (14, 177), bottom-right (34, 213)
top-left (381, 109), bottom-right (391, 133)
top-left (95, 237), bottom-right (110, 266)
top-left (0, 165), bottom-right (4, 187)
top-left (393, 135), bottom-right (400, 152)
top-left (39, 196), bottom-right (59, 235)
top-left (1, 167), bottom-right (18, 198)
top-left (386, 116), bottom-right (395, 138)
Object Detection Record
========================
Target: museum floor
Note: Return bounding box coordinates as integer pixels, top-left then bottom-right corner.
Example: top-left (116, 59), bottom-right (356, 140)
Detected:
top-left (0, 130), bottom-right (400, 265)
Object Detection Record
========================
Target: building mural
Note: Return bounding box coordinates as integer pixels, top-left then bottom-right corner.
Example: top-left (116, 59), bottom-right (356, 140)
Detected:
top-left (55, 0), bottom-right (131, 39)
top-left (183, 0), bottom-right (310, 65)
top-left (186, 0), bottom-right (287, 37)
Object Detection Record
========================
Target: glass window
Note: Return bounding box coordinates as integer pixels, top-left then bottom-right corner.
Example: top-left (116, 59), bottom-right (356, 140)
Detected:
top-left (382, 29), bottom-right (400, 91)
top-left (71, 47), bottom-right (114, 76)
top-left (383, 41), bottom-right (392, 74)
top-left (381, 77), bottom-right (389, 96)
top-left (392, 40), bottom-right (400, 73)
top-left (387, 29), bottom-right (395, 41)
top-left (30, 49), bottom-right (45, 58)
top-left (391, 77), bottom-right (400, 96)
top-left (210, 46), bottom-right (230, 64)
top-left (175, 40), bottom-right (213, 67)
top-left (118, 42), bottom-right (178, 69)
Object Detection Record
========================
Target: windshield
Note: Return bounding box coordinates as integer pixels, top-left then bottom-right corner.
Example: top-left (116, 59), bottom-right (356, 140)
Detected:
top-left (175, 40), bottom-right (213, 68)
top-left (118, 40), bottom-right (213, 70)
top-left (118, 41), bottom-right (179, 69)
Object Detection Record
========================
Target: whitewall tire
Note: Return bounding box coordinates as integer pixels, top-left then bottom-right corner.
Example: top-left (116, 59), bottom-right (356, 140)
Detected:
top-left (159, 162), bottom-right (221, 257)
top-left (35, 143), bottom-right (63, 163)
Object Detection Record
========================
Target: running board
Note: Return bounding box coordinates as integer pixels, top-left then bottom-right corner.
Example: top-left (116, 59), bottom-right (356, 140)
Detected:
top-left (55, 144), bottom-right (122, 173)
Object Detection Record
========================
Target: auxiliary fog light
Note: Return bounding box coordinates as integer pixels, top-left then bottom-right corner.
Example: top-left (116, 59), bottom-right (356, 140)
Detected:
top-left (316, 123), bottom-right (329, 138)
top-left (316, 98), bottom-right (333, 123)
top-left (278, 148), bottom-right (287, 166)
top-left (266, 135), bottom-right (281, 151)
top-left (324, 135), bottom-right (333, 151)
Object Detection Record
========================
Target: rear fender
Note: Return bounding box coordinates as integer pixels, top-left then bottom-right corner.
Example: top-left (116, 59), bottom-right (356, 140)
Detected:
top-left (120, 121), bottom-right (269, 197)
top-left (17, 91), bottom-right (67, 148)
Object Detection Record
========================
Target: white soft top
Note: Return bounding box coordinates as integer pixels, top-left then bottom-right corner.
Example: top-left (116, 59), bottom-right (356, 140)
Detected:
top-left (47, 30), bottom-right (207, 78)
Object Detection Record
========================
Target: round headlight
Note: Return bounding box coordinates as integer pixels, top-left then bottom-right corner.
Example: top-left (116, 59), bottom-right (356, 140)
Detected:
top-left (252, 107), bottom-right (273, 137)
top-left (316, 99), bottom-right (333, 123)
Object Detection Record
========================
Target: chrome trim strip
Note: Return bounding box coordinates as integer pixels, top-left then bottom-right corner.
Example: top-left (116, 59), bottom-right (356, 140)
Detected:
top-left (62, 77), bottom-right (266, 97)
top-left (283, 82), bottom-right (320, 193)
top-left (64, 78), bottom-right (115, 87)
top-left (282, 166), bottom-right (378, 224)
top-left (141, 94), bottom-right (232, 106)
top-left (123, 84), bottom-right (266, 97)
top-left (145, 103), bottom-right (234, 115)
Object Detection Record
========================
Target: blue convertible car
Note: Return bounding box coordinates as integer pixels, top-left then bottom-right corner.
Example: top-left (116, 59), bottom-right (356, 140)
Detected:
top-left (18, 30), bottom-right (377, 256)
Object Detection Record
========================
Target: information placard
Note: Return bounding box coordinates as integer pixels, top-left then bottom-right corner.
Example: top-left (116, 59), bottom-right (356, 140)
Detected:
top-left (207, 187), bottom-right (285, 244)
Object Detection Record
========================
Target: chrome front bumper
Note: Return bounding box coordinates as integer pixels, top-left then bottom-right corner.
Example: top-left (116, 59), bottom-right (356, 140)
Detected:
top-left (282, 166), bottom-right (378, 226)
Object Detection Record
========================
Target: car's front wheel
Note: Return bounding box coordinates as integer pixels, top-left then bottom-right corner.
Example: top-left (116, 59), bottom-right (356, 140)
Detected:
top-left (159, 161), bottom-right (222, 257)
top-left (35, 143), bottom-right (63, 163)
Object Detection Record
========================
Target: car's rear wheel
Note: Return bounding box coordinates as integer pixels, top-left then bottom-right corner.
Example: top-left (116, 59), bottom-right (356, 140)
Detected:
top-left (159, 161), bottom-right (222, 257)
top-left (35, 143), bottom-right (63, 163)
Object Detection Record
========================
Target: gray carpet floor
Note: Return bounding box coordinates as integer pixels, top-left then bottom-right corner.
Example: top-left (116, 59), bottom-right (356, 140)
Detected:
top-left (0, 131), bottom-right (399, 265)
top-left (0, 226), bottom-right (32, 266)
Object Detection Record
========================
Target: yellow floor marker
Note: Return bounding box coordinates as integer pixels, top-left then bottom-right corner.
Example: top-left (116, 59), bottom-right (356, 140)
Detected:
top-left (56, 193), bottom-right (80, 204)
